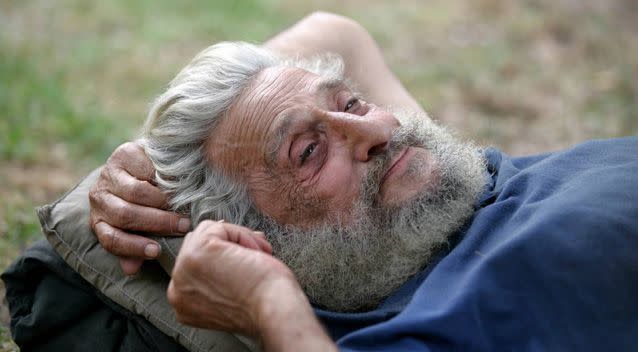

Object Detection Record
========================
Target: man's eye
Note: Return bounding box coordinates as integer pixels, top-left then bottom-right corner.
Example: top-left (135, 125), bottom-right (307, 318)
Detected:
top-left (344, 98), bottom-right (359, 112)
top-left (300, 143), bottom-right (316, 164)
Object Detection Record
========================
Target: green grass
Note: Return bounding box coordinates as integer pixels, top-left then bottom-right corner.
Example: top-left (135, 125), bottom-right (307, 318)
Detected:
top-left (0, 42), bottom-right (129, 277)
top-left (0, 45), bottom-right (126, 164)
top-left (1, 0), bottom-right (637, 349)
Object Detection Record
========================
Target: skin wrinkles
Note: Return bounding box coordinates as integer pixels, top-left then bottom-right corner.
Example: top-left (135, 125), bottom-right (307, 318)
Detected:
top-left (263, 79), bottom-right (349, 168)
top-left (208, 66), bottom-right (431, 227)
top-left (211, 68), bottom-right (315, 175)
top-left (210, 67), bottom-right (331, 224)
top-left (270, 111), bottom-right (354, 224)
top-left (250, 164), bottom-right (324, 222)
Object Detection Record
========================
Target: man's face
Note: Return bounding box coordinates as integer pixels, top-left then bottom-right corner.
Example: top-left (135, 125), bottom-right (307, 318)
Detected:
top-left (208, 65), bottom-right (486, 312)
top-left (209, 66), bottom-right (440, 226)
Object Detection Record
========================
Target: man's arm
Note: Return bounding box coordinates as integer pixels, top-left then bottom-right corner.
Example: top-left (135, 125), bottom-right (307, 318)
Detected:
top-left (264, 12), bottom-right (424, 114)
top-left (255, 278), bottom-right (337, 352)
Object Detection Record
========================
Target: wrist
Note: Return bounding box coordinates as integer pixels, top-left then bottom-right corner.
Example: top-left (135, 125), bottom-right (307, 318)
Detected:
top-left (252, 272), bottom-right (302, 333)
top-left (252, 274), bottom-right (336, 352)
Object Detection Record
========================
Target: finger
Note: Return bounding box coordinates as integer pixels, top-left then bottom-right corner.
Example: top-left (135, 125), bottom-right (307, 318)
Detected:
top-left (238, 234), bottom-right (263, 251)
top-left (218, 224), bottom-right (270, 253)
top-left (119, 257), bottom-right (145, 276)
top-left (110, 166), bottom-right (168, 208)
top-left (251, 230), bottom-right (266, 240)
top-left (191, 221), bottom-right (271, 253)
top-left (94, 221), bottom-right (162, 258)
top-left (110, 142), bottom-right (156, 182)
top-left (252, 233), bottom-right (273, 254)
top-left (101, 193), bottom-right (191, 234)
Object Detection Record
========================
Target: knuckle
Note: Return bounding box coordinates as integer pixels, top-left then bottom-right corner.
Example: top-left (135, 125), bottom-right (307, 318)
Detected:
top-left (121, 176), bottom-right (136, 195)
top-left (109, 145), bottom-right (126, 162)
top-left (110, 142), bottom-right (138, 164)
top-left (130, 180), bottom-right (150, 202)
top-left (88, 188), bottom-right (102, 206)
top-left (101, 228), bottom-right (119, 253)
top-left (115, 204), bottom-right (136, 228)
top-left (167, 282), bottom-right (180, 306)
top-left (204, 236), bottom-right (224, 251)
top-left (121, 142), bottom-right (143, 159)
top-left (88, 187), bottom-right (97, 203)
top-left (98, 165), bottom-right (110, 181)
top-left (116, 141), bottom-right (134, 155)
top-left (89, 216), bottom-right (100, 232)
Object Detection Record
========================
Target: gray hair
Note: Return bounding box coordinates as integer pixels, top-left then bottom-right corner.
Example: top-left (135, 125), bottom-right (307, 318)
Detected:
top-left (140, 42), bottom-right (343, 226)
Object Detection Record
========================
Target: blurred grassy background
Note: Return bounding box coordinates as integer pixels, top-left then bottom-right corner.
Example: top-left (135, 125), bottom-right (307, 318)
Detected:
top-left (1, 0), bottom-right (636, 349)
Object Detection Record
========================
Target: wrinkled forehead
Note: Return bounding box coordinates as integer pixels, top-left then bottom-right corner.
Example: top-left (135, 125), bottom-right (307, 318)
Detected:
top-left (207, 66), bottom-right (337, 179)
top-left (230, 66), bottom-right (323, 126)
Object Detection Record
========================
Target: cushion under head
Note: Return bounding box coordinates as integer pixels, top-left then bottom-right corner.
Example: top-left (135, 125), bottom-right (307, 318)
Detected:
top-left (37, 168), bottom-right (257, 352)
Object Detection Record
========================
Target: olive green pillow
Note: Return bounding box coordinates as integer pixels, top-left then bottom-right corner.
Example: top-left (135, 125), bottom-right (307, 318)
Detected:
top-left (37, 168), bottom-right (258, 352)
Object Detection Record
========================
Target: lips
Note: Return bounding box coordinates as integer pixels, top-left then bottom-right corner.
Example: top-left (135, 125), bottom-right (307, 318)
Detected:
top-left (380, 148), bottom-right (409, 184)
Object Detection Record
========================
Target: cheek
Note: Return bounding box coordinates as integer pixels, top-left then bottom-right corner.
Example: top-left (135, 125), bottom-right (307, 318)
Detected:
top-left (313, 156), bottom-right (360, 212)
top-left (248, 168), bottom-right (329, 225)
top-left (248, 169), bottom-right (300, 219)
top-left (247, 155), bottom-right (362, 226)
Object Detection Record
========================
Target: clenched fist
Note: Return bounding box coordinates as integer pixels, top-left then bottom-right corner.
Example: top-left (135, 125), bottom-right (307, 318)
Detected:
top-left (167, 220), bottom-right (286, 334)
top-left (167, 220), bottom-right (336, 351)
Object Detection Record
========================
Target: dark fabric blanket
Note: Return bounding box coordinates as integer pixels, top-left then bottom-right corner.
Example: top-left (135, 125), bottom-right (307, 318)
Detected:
top-left (1, 239), bottom-right (185, 352)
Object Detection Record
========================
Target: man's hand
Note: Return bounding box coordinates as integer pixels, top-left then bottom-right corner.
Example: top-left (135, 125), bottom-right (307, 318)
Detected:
top-left (89, 141), bottom-right (192, 275)
top-left (167, 220), bottom-right (278, 334)
top-left (168, 221), bottom-right (336, 352)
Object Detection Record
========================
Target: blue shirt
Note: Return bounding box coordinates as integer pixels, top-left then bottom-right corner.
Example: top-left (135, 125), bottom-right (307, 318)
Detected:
top-left (315, 137), bottom-right (638, 351)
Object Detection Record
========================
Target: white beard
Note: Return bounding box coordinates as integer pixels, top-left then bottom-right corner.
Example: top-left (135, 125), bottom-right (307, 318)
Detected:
top-left (256, 110), bottom-right (487, 312)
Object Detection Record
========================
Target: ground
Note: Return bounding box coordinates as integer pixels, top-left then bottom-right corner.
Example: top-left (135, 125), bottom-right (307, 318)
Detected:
top-left (1, 0), bottom-right (637, 349)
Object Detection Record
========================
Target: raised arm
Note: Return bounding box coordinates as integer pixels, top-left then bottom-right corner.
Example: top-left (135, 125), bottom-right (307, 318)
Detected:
top-left (265, 12), bottom-right (424, 113)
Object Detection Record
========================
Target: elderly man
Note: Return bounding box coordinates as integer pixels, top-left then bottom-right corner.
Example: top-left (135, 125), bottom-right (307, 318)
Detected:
top-left (83, 12), bottom-right (638, 352)
top-left (5, 12), bottom-right (637, 352)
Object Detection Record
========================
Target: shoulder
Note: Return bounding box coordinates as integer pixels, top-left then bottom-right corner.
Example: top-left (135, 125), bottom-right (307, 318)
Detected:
top-left (401, 137), bottom-right (638, 349)
top-left (468, 137), bottom-right (638, 273)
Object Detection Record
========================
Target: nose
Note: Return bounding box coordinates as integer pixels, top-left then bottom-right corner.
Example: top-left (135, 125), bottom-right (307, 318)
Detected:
top-left (327, 105), bottom-right (399, 162)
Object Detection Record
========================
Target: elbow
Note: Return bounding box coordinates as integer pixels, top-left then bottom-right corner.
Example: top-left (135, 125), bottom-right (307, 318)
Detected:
top-left (295, 11), bottom-right (370, 59)
top-left (299, 11), bottom-right (368, 41)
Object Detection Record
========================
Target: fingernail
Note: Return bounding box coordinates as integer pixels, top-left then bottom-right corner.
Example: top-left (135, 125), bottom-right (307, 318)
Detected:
top-left (253, 231), bottom-right (265, 236)
top-left (144, 243), bottom-right (160, 258)
top-left (218, 219), bottom-right (225, 223)
top-left (178, 217), bottom-right (191, 233)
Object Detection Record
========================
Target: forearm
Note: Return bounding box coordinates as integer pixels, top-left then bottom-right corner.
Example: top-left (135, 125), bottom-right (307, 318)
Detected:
top-left (263, 12), bottom-right (424, 113)
top-left (255, 277), bottom-right (337, 352)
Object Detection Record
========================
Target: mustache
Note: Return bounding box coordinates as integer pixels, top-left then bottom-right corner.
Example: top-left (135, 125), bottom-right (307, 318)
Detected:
top-left (361, 120), bottom-right (423, 204)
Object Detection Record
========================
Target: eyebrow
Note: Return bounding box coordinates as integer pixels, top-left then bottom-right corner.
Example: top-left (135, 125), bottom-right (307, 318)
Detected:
top-left (264, 77), bottom-right (345, 167)
top-left (315, 77), bottom-right (345, 93)
top-left (266, 113), bottom-right (294, 167)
